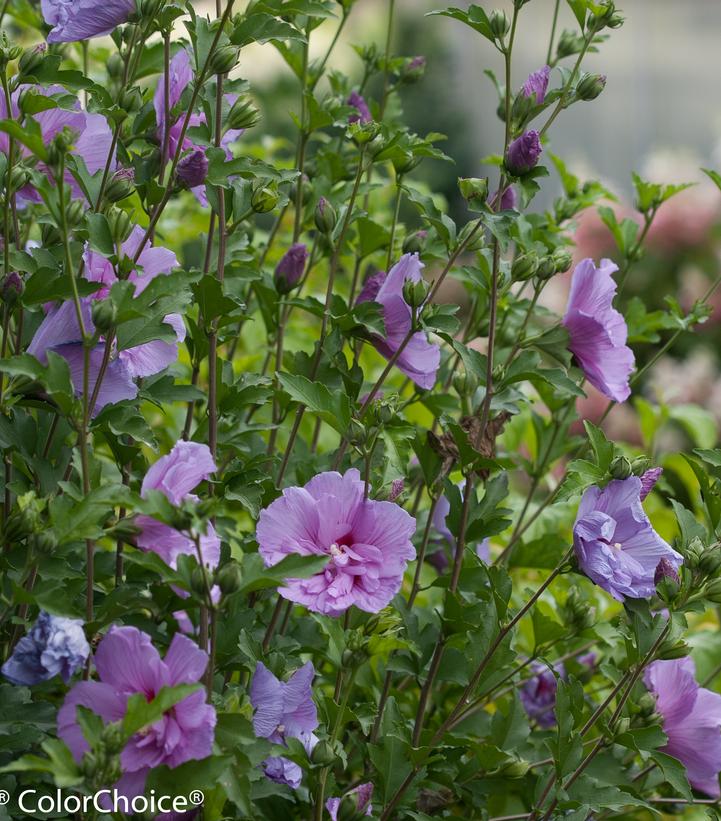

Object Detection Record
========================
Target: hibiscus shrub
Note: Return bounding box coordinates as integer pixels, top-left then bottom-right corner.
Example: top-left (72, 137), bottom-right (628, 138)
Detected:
top-left (2, 0), bottom-right (721, 819)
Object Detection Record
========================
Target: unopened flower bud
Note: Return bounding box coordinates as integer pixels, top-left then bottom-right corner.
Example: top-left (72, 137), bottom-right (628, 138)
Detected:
top-left (118, 86), bottom-right (143, 112)
top-left (105, 168), bottom-right (135, 202)
top-left (589, 1), bottom-right (617, 30)
top-left (576, 73), bottom-right (607, 102)
top-left (654, 557), bottom-right (680, 587)
top-left (190, 567), bottom-right (209, 598)
top-left (177, 149), bottom-right (208, 189)
top-left (1, 271), bottom-right (24, 306)
top-left (210, 45), bottom-right (239, 75)
top-left (34, 530), bottom-right (57, 554)
top-left (66, 199), bottom-right (85, 227)
top-left (489, 8), bottom-right (510, 39)
top-left (106, 207), bottom-right (133, 244)
top-left (402, 278), bottom-right (429, 309)
top-left (658, 639), bottom-right (689, 661)
top-left (458, 176), bottom-right (489, 207)
top-left (392, 151), bottom-right (421, 175)
top-left (636, 692), bottom-right (657, 718)
top-left (511, 253), bottom-right (538, 282)
top-left (610, 455), bottom-right (633, 480)
top-left (274, 243), bottom-right (308, 294)
top-left (227, 95), bottom-right (261, 131)
top-left (251, 182), bottom-right (279, 214)
top-left (499, 759), bottom-right (531, 779)
top-left (700, 548), bottom-right (721, 577)
top-left (314, 197), bottom-right (337, 234)
top-left (106, 52), bottom-right (124, 79)
top-left (18, 43), bottom-right (46, 76)
top-left (401, 55), bottom-right (426, 84)
top-left (535, 255), bottom-right (556, 281)
top-left (388, 478), bottom-right (404, 502)
top-left (556, 29), bottom-right (583, 59)
top-left (552, 249), bottom-right (573, 273)
top-left (311, 740), bottom-right (337, 766)
top-left (505, 130), bottom-right (542, 176)
top-left (216, 562), bottom-right (242, 595)
top-left (8, 165), bottom-right (30, 194)
top-left (705, 578), bottom-right (721, 604)
top-left (91, 299), bottom-right (117, 333)
top-left (41, 223), bottom-right (61, 246)
top-left (348, 120), bottom-right (380, 146)
top-left (403, 230), bottom-right (427, 255)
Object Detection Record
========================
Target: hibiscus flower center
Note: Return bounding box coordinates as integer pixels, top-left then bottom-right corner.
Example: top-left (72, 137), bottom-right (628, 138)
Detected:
top-left (613, 542), bottom-right (623, 550)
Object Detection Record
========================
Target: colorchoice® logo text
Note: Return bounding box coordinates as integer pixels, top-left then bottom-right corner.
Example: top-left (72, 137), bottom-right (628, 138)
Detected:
top-left (8, 788), bottom-right (204, 814)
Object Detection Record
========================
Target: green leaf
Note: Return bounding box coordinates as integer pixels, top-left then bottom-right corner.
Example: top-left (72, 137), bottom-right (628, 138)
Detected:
top-left (277, 372), bottom-right (351, 435)
top-left (565, 0), bottom-right (587, 29)
top-left (123, 683), bottom-right (202, 737)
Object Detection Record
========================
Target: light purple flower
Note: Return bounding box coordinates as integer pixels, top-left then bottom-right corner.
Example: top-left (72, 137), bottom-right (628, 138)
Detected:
top-left (42, 0), bottom-right (135, 43)
top-left (327, 782), bottom-right (374, 820)
top-left (177, 149), bottom-right (209, 189)
top-left (520, 662), bottom-right (564, 728)
top-left (136, 441), bottom-right (220, 574)
top-left (522, 65), bottom-right (551, 104)
top-left (257, 469), bottom-right (416, 617)
top-left (640, 467), bottom-right (663, 501)
top-left (58, 627), bottom-right (215, 801)
top-left (154, 50), bottom-right (243, 205)
top-left (0, 84), bottom-right (116, 205)
top-left (432, 488), bottom-right (491, 563)
top-left (250, 661), bottom-right (318, 789)
top-left (562, 258), bottom-right (634, 403)
top-left (654, 557), bottom-right (680, 586)
top-left (2, 611), bottom-right (89, 686)
top-left (573, 477), bottom-right (683, 601)
top-left (505, 129), bottom-right (542, 175)
top-left (645, 657), bottom-right (721, 797)
top-left (347, 90), bottom-right (371, 124)
top-left (274, 243), bottom-right (308, 294)
top-left (356, 253), bottom-right (440, 390)
top-left (488, 185), bottom-right (517, 211)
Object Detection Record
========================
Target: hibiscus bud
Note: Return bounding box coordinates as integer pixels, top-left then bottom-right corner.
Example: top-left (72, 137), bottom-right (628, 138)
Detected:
top-left (488, 8), bottom-right (510, 39)
top-left (106, 207), bottom-right (133, 244)
top-left (91, 299), bottom-right (118, 333)
top-left (102, 721), bottom-right (125, 755)
top-left (511, 253), bottom-right (538, 282)
top-left (589, 1), bottom-right (620, 30)
top-left (700, 547), bottom-right (721, 576)
top-left (392, 150), bottom-right (421, 175)
top-left (576, 73), bottom-right (607, 102)
top-left (3, 493), bottom-right (42, 542)
top-left (557, 29), bottom-right (584, 59)
top-left (609, 455), bottom-right (632, 480)
top-left (654, 558), bottom-right (680, 586)
top-left (499, 759), bottom-right (531, 778)
top-left (0, 42), bottom-right (22, 68)
top-left (18, 43), bottom-right (46, 76)
top-left (403, 230), bottom-right (428, 255)
top-left (657, 639), bottom-right (690, 660)
top-left (216, 562), bottom-right (242, 595)
top-left (251, 181), bottom-right (279, 214)
top-left (402, 278), bottom-right (429, 310)
top-left (177, 149), bottom-right (209, 189)
top-left (314, 197), bottom-right (337, 234)
top-left (105, 168), bottom-right (135, 203)
top-left (34, 530), bottom-right (57, 554)
top-left (190, 567), bottom-right (209, 597)
top-left (67, 199), bottom-right (86, 228)
top-left (535, 256), bottom-right (556, 281)
top-left (636, 692), bottom-right (657, 718)
top-left (41, 223), bottom-right (61, 246)
top-left (348, 119), bottom-right (381, 147)
top-left (1, 271), bottom-right (24, 306)
top-left (458, 176), bottom-right (489, 207)
top-left (311, 739), bottom-right (338, 766)
top-left (106, 52), bottom-right (124, 79)
top-left (552, 249), bottom-right (573, 273)
top-left (210, 45), bottom-right (239, 75)
top-left (505, 130), bottom-right (542, 176)
top-left (8, 165), bottom-right (30, 193)
top-left (705, 578), bottom-right (721, 604)
top-left (614, 717), bottom-right (631, 737)
top-left (227, 95), bottom-right (261, 131)
top-left (631, 456), bottom-right (652, 475)
top-left (401, 55), bottom-right (426, 84)
top-left (118, 85), bottom-right (143, 112)
top-left (274, 243), bottom-right (308, 294)
top-left (388, 478), bottom-right (404, 502)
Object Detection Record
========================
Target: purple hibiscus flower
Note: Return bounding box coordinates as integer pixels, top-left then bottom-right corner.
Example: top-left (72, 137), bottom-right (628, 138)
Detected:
top-left (27, 227), bottom-right (184, 415)
top-left (135, 441), bottom-right (220, 575)
top-left (432, 487), bottom-right (490, 563)
top-left (505, 129), bottom-right (542, 175)
top-left (573, 476), bottom-right (683, 601)
top-left (42, 0), bottom-right (135, 43)
top-left (522, 65), bottom-right (551, 104)
top-left (2, 611), bottom-right (89, 686)
top-left (154, 49), bottom-right (243, 205)
top-left (347, 90), bottom-right (372, 124)
top-left (58, 626), bottom-right (215, 802)
top-left (250, 661), bottom-right (318, 789)
top-left (488, 185), bottom-right (517, 211)
top-left (257, 469), bottom-right (416, 617)
top-left (562, 257), bottom-right (634, 402)
top-left (520, 662), bottom-right (564, 728)
top-left (640, 467), bottom-right (663, 500)
top-left (356, 253), bottom-right (440, 390)
top-left (0, 85), bottom-right (116, 206)
top-left (645, 657), bottom-right (721, 797)
top-left (274, 243), bottom-right (308, 294)
top-left (327, 782), bottom-right (374, 820)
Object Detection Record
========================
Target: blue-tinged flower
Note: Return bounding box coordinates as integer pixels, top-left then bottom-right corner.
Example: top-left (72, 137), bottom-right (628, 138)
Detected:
top-left (520, 662), bottom-right (563, 728)
top-left (522, 65), bottom-right (550, 104)
top-left (562, 258), bottom-right (634, 402)
top-left (41, 0), bottom-right (135, 43)
top-left (505, 130), bottom-right (542, 175)
top-left (347, 90), bottom-right (371, 124)
top-left (274, 243), bottom-right (308, 294)
top-left (2, 611), bottom-right (89, 685)
top-left (573, 476), bottom-right (683, 601)
top-left (250, 661), bottom-right (318, 789)
top-left (645, 657), bottom-right (721, 797)
top-left (326, 782), bottom-right (374, 820)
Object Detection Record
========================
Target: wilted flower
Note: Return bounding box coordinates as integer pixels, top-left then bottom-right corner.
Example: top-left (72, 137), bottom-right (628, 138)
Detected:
top-left (2, 612), bottom-right (89, 686)
top-left (274, 243), bottom-right (308, 294)
top-left (562, 258), bottom-right (634, 402)
top-left (257, 469), bottom-right (416, 616)
top-left (177, 149), bottom-right (209, 189)
top-left (356, 253), bottom-right (440, 390)
top-left (135, 441), bottom-right (220, 574)
top-left (347, 90), bottom-right (371, 124)
top-left (58, 627), bottom-right (215, 801)
top-left (645, 657), bottom-right (721, 796)
top-left (505, 129), bottom-right (542, 175)
top-left (327, 782), bottom-right (374, 820)
top-left (522, 65), bottom-right (550, 104)
top-left (41, 0), bottom-right (135, 43)
top-left (640, 467), bottom-right (663, 500)
top-left (573, 477), bottom-right (683, 601)
top-left (250, 661), bottom-right (318, 789)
